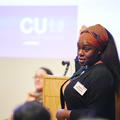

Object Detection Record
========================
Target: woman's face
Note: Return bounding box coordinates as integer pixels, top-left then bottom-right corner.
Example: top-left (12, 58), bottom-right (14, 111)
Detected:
top-left (77, 38), bottom-right (100, 66)
top-left (34, 69), bottom-right (47, 92)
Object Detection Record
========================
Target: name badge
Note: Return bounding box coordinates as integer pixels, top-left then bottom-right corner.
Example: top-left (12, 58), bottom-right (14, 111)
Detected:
top-left (73, 81), bottom-right (87, 96)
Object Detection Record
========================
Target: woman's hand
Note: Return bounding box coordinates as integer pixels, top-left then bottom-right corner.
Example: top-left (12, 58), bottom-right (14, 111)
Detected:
top-left (56, 109), bottom-right (71, 120)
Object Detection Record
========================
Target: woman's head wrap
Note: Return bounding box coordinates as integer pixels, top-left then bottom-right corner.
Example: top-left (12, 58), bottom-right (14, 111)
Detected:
top-left (80, 24), bottom-right (109, 52)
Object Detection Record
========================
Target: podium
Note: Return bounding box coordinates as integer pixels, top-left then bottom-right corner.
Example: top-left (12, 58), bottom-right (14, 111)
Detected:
top-left (43, 76), bottom-right (68, 120)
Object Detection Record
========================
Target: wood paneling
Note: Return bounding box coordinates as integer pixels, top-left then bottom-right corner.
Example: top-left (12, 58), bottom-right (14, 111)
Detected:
top-left (43, 76), bottom-right (68, 120)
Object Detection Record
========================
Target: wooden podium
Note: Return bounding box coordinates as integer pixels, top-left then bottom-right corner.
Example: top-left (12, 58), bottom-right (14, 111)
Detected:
top-left (43, 76), bottom-right (68, 120)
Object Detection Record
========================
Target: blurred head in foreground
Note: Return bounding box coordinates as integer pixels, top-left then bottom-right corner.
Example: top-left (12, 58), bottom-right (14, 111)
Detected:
top-left (13, 101), bottom-right (50, 120)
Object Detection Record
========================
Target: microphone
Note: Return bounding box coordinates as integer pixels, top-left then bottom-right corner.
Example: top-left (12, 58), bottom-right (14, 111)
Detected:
top-left (62, 61), bottom-right (70, 66)
top-left (62, 61), bottom-right (70, 76)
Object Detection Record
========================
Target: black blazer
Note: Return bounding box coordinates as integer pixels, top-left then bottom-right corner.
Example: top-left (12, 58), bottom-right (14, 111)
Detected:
top-left (60, 63), bottom-right (115, 120)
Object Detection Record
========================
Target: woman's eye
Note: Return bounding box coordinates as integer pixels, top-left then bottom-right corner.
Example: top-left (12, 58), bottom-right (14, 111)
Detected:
top-left (84, 48), bottom-right (91, 52)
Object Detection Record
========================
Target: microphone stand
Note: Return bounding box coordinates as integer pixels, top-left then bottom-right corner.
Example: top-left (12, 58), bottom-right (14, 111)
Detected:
top-left (63, 64), bottom-right (70, 76)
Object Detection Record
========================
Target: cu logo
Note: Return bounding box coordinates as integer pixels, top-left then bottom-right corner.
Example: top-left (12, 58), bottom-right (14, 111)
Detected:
top-left (20, 17), bottom-right (47, 34)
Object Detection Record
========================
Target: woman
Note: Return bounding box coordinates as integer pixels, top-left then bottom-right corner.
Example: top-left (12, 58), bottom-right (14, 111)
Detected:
top-left (26, 67), bottom-right (53, 103)
top-left (56, 24), bottom-right (120, 120)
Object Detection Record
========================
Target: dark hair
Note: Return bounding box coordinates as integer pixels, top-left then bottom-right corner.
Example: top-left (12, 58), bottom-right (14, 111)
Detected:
top-left (101, 28), bottom-right (120, 91)
top-left (101, 29), bottom-right (119, 65)
top-left (40, 67), bottom-right (53, 75)
top-left (13, 101), bottom-right (50, 120)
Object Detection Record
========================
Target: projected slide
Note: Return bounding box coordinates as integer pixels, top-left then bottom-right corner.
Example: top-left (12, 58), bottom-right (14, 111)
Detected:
top-left (0, 6), bottom-right (77, 58)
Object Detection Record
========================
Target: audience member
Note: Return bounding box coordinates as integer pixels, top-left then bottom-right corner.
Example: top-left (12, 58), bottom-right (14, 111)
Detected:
top-left (26, 67), bottom-right (53, 103)
top-left (13, 101), bottom-right (50, 120)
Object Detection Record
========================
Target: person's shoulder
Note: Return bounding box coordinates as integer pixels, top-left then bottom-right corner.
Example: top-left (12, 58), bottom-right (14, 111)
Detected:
top-left (88, 63), bottom-right (114, 85)
top-left (90, 63), bottom-right (113, 77)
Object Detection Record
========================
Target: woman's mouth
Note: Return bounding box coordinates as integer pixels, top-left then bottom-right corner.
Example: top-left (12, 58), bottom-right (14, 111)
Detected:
top-left (78, 58), bottom-right (85, 63)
